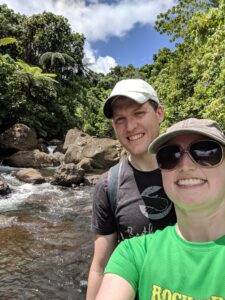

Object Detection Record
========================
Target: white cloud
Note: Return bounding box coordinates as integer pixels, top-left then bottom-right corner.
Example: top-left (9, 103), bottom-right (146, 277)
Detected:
top-left (84, 41), bottom-right (117, 74)
top-left (4, 0), bottom-right (176, 73)
top-left (6, 0), bottom-right (176, 41)
top-left (91, 56), bottom-right (117, 74)
top-left (70, 0), bottom-right (176, 42)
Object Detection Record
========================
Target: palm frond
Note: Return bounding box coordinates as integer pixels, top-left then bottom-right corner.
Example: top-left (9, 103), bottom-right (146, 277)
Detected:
top-left (0, 37), bottom-right (17, 47)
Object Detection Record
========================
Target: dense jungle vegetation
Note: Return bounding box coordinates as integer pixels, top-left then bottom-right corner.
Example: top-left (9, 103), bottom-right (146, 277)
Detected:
top-left (0, 0), bottom-right (224, 140)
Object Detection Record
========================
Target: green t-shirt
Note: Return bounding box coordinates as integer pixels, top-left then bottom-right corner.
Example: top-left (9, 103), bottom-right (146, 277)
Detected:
top-left (105, 226), bottom-right (225, 299)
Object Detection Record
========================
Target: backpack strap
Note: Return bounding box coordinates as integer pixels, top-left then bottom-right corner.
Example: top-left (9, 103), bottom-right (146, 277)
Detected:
top-left (107, 161), bottom-right (122, 213)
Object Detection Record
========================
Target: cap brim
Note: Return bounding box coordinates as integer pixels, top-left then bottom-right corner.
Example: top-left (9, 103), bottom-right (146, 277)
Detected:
top-left (103, 97), bottom-right (115, 118)
top-left (149, 128), bottom-right (225, 153)
top-left (103, 93), bottom-right (149, 119)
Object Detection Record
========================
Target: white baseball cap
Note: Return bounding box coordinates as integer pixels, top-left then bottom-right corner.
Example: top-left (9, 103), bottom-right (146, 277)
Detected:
top-left (103, 79), bottom-right (160, 118)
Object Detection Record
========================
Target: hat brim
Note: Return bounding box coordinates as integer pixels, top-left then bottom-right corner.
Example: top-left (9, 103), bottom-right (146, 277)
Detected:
top-left (149, 128), bottom-right (225, 153)
top-left (103, 92), bottom-right (159, 119)
top-left (103, 92), bottom-right (150, 119)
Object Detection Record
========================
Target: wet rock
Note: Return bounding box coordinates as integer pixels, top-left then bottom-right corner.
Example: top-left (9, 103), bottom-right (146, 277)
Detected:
top-left (0, 175), bottom-right (11, 196)
top-left (0, 123), bottom-right (38, 151)
top-left (84, 174), bottom-right (101, 186)
top-left (63, 128), bottom-right (88, 151)
top-left (51, 151), bottom-right (65, 164)
top-left (14, 168), bottom-right (46, 184)
top-left (76, 158), bottom-right (94, 172)
top-left (2, 149), bottom-right (56, 168)
top-left (0, 215), bottom-right (18, 228)
top-left (51, 163), bottom-right (85, 187)
top-left (48, 139), bottom-right (63, 147)
top-left (65, 136), bottom-right (122, 169)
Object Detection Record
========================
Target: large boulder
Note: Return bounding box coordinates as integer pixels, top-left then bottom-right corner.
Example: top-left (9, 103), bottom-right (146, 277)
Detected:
top-left (63, 128), bottom-right (89, 151)
top-left (0, 123), bottom-right (38, 151)
top-left (2, 150), bottom-right (56, 168)
top-left (14, 168), bottom-right (46, 184)
top-left (51, 163), bottom-right (85, 186)
top-left (65, 136), bottom-right (122, 169)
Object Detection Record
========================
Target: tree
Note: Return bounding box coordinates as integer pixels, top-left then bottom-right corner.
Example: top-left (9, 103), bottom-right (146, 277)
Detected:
top-left (148, 0), bottom-right (225, 132)
top-left (0, 5), bottom-right (24, 58)
top-left (0, 54), bottom-right (61, 137)
top-left (18, 12), bottom-right (85, 73)
top-left (39, 51), bottom-right (75, 78)
top-left (155, 0), bottom-right (220, 41)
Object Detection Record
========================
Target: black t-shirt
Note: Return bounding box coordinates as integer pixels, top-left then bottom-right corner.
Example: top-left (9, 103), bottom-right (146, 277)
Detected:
top-left (130, 161), bottom-right (177, 232)
top-left (92, 158), bottom-right (177, 241)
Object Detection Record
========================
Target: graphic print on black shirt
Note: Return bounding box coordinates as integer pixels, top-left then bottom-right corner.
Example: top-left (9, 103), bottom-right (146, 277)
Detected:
top-left (131, 165), bottom-right (176, 232)
top-left (140, 186), bottom-right (173, 220)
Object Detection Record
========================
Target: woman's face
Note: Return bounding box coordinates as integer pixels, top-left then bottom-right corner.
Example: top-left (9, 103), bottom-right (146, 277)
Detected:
top-left (161, 134), bottom-right (225, 213)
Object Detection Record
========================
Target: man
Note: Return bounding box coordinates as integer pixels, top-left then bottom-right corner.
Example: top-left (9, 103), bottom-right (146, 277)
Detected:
top-left (86, 79), bottom-right (177, 299)
top-left (96, 118), bottom-right (225, 299)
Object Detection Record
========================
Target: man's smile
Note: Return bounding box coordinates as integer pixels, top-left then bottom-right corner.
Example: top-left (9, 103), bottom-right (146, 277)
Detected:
top-left (128, 133), bottom-right (144, 141)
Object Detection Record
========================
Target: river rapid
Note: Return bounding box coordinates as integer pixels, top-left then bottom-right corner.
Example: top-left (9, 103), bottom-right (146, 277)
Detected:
top-left (0, 166), bottom-right (94, 300)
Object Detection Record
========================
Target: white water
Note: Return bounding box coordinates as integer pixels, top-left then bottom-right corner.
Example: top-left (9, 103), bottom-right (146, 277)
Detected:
top-left (47, 145), bottom-right (57, 154)
top-left (0, 166), bottom-right (94, 299)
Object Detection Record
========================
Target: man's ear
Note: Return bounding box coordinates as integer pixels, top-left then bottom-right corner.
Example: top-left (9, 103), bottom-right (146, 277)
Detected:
top-left (156, 105), bottom-right (165, 124)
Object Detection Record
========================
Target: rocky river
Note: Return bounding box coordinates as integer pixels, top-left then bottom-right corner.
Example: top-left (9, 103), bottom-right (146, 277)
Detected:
top-left (0, 165), bottom-right (94, 300)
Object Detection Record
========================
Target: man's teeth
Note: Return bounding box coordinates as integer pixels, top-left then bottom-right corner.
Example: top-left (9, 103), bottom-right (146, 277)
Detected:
top-left (177, 178), bottom-right (205, 186)
top-left (128, 134), bottom-right (143, 141)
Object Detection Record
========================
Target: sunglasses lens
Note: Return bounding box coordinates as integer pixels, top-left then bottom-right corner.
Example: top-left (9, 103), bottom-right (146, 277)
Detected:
top-left (156, 140), bottom-right (223, 170)
top-left (156, 145), bottom-right (181, 170)
top-left (190, 140), bottom-right (223, 167)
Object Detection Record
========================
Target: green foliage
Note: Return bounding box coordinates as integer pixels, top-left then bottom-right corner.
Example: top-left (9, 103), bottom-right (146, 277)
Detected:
top-left (155, 0), bottom-right (219, 41)
top-left (0, 5), bottom-right (85, 73)
top-left (0, 5), bottom-right (25, 58)
top-left (1, 2), bottom-right (225, 141)
top-left (16, 59), bottom-right (58, 81)
top-left (76, 86), bottom-right (114, 137)
top-left (0, 55), bottom-right (62, 137)
top-left (39, 52), bottom-right (75, 68)
top-left (149, 0), bottom-right (225, 132)
top-left (0, 37), bottom-right (16, 47)
top-left (0, 5), bottom-right (87, 138)
top-left (39, 51), bottom-right (75, 79)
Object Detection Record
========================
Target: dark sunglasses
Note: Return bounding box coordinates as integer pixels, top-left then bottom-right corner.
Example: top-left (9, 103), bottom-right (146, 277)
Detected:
top-left (156, 140), bottom-right (224, 170)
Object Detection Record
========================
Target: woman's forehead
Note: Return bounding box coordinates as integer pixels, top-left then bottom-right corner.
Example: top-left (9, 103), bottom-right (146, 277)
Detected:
top-left (168, 133), bottom-right (207, 145)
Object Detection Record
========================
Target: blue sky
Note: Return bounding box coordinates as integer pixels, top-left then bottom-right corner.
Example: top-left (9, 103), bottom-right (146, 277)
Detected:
top-left (2, 0), bottom-right (177, 74)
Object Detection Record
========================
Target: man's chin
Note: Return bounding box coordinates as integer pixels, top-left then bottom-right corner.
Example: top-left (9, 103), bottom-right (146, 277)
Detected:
top-left (128, 147), bottom-right (149, 156)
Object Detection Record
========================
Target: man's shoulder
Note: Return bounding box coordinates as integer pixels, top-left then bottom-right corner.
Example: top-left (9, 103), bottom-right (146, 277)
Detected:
top-left (93, 158), bottom-right (128, 192)
top-left (96, 157), bottom-right (129, 180)
top-left (106, 157), bottom-right (131, 184)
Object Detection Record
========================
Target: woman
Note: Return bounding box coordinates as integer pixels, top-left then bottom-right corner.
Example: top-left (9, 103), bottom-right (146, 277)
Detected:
top-left (96, 118), bottom-right (225, 300)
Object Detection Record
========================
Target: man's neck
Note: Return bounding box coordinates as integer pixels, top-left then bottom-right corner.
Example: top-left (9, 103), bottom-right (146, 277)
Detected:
top-left (128, 152), bottom-right (158, 172)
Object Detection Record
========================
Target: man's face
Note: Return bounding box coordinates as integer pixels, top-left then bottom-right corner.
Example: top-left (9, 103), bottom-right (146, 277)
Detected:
top-left (111, 97), bottom-right (164, 156)
top-left (161, 134), bottom-right (225, 213)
